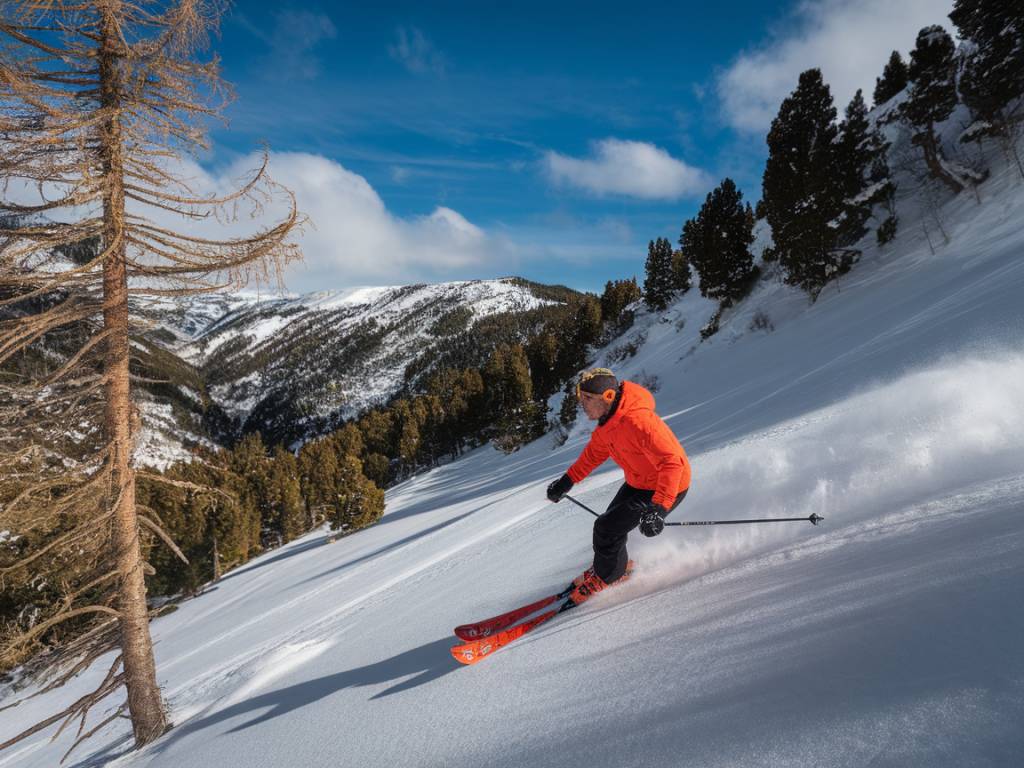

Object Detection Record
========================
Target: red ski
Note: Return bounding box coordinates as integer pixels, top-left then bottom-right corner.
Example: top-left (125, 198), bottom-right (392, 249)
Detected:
top-left (451, 561), bottom-right (637, 664)
top-left (453, 589), bottom-right (571, 641)
top-left (451, 602), bottom-right (574, 665)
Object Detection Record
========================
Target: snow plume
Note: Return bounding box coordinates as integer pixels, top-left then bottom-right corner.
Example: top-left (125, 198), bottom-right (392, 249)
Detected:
top-left (543, 139), bottom-right (710, 200)
top-left (633, 351), bottom-right (1024, 586)
top-left (717, 0), bottom-right (954, 133)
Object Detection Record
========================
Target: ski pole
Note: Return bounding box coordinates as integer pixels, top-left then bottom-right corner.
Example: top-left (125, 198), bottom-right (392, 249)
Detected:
top-left (562, 493), bottom-right (823, 526)
top-left (665, 515), bottom-right (823, 526)
top-left (563, 493), bottom-right (601, 517)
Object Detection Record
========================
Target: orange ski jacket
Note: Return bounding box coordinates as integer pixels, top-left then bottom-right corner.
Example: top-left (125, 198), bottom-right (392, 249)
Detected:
top-left (567, 381), bottom-right (691, 509)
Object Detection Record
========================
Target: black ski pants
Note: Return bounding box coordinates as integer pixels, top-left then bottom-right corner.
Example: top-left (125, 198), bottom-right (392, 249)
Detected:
top-left (592, 483), bottom-right (687, 583)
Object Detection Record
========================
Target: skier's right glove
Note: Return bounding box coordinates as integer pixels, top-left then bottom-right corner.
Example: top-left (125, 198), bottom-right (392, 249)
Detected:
top-left (547, 474), bottom-right (573, 503)
top-left (638, 502), bottom-right (667, 537)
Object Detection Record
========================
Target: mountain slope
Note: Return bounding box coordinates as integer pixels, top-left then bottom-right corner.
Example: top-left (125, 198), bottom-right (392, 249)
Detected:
top-left (123, 278), bottom-right (575, 464)
top-left (168, 278), bottom-right (569, 447)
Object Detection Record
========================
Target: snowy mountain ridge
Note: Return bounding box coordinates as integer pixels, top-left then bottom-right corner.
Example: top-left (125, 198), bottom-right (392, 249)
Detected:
top-left (180, 278), bottom-right (562, 446)
top-left (127, 277), bottom-right (570, 462)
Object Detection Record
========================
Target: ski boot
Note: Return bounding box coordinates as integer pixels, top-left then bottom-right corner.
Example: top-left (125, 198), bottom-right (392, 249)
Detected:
top-left (568, 560), bottom-right (635, 605)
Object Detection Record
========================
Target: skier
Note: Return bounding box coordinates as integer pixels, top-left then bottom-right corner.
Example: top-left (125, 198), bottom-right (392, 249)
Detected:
top-left (547, 367), bottom-right (691, 605)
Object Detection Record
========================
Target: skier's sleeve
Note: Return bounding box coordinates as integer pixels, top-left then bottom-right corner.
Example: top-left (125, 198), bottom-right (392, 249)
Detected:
top-left (567, 430), bottom-right (610, 484)
top-left (643, 418), bottom-right (690, 509)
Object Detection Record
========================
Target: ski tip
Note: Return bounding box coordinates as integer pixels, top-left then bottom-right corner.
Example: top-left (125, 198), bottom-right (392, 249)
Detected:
top-left (453, 625), bottom-right (488, 642)
top-left (451, 641), bottom-right (492, 665)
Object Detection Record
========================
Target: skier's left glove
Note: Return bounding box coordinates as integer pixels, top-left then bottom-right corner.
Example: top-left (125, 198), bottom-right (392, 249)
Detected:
top-left (547, 473), bottom-right (573, 503)
top-left (638, 502), bottom-right (668, 537)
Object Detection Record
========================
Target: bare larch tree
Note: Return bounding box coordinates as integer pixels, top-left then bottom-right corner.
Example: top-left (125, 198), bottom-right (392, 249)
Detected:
top-left (0, 0), bottom-right (301, 756)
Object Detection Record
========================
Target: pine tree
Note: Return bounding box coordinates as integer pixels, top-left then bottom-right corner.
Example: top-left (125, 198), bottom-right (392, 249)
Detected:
top-left (680, 178), bottom-right (756, 303)
top-left (268, 447), bottom-right (306, 544)
top-left (392, 400), bottom-right (421, 479)
top-left (762, 69), bottom-right (853, 297)
top-left (600, 278), bottom-right (641, 330)
top-left (526, 331), bottom-right (561, 402)
top-left (330, 455), bottom-right (385, 532)
top-left (333, 424), bottom-right (366, 458)
top-left (950, 0), bottom-right (1024, 175)
top-left (904, 26), bottom-right (966, 193)
top-left (484, 344), bottom-right (540, 452)
top-left (362, 453), bottom-right (391, 488)
top-left (410, 395), bottom-right (443, 466)
top-left (358, 410), bottom-right (395, 465)
top-left (135, 466), bottom-right (195, 595)
top-left (643, 238), bottom-right (675, 311)
top-left (299, 437), bottom-right (340, 527)
top-left (455, 368), bottom-right (486, 450)
top-left (836, 90), bottom-right (894, 245)
top-left (571, 295), bottom-right (604, 351)
top-left (558, 380), bottom-right (579, 428)
top-left (671, 250), bottom-right (693, 294)
top-left (427, 367), bottom-right (484, 458)
top-left (226, 433), bottom-right (276, 548)
top-left (874, 50), bottom-right (910, 105)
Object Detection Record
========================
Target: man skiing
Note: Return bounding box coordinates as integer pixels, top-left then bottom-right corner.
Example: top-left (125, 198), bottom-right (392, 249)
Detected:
top-left (547, 368), bottom-right (691, 605)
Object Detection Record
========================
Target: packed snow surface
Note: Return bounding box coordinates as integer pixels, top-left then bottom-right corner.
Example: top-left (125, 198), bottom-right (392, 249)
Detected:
top-left (3, 173), bottom-right (1024, 768)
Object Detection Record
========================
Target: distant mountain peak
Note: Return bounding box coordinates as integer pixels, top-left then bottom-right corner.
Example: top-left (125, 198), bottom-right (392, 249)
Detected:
top-left (139, 277), bottom-right (579, 452)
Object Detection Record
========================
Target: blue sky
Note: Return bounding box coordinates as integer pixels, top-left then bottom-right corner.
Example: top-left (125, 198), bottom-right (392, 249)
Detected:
top-left (200, 0), bottom-right (954, 294)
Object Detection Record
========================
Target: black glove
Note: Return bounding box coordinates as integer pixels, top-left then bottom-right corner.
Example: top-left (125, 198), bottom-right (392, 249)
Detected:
top-left (546, 473), bottom-right (573, 503)
top-left (638, 502), bottom-right (668, 537)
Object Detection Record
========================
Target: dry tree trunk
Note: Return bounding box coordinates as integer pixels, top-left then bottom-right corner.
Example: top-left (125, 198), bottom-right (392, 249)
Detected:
top-left (1, 0), bottom-right (301, 753)
top-left (98, 1), bottom-right (166, 744)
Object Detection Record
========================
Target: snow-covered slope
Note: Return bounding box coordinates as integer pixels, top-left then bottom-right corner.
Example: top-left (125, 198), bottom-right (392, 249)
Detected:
top-left (4, 157), bottom-right (1024, 768)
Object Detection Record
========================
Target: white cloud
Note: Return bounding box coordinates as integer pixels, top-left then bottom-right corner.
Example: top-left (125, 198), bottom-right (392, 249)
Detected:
top-left (718, 0), bottom-right (955, 133)
top-left (34, 151), bottom-right (504, 292)
top-left (543, 139), bottom-right (710, 200)
top-left (3, 148), bottom-right (644, 294)
top-left (388, 27), bottom-right (447, 77)
top-left (246, 153), bottom-right (501, 291)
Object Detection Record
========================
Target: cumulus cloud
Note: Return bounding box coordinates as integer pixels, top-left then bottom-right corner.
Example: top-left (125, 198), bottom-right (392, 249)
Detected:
top-left (543, 139), bottom-right (711, 200)
top-left (718, 0), bottom-right (954, 133)
top-left (3, 150), bottom-right (497, 292)
top-left (236, 152), bottom-right (501, 291)
top-left (4, 147), bottom-right (645, 293)
top-left (388, 27), bottom-right (447, 77)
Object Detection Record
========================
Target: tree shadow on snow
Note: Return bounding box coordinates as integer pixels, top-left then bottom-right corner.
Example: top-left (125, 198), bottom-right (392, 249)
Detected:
top-left (147, 636), bottom-right (460, 751)
top-left (67, 734), bottom-right (135, 768)
top-left (377, 441), bottom-right (580, 527)
top-left (293, 511), bottom-right (475, 588)
top-left (217, 534), bottom-right (336, 584)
